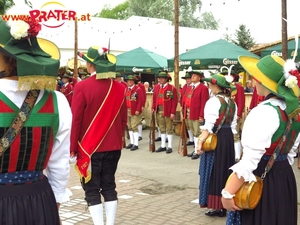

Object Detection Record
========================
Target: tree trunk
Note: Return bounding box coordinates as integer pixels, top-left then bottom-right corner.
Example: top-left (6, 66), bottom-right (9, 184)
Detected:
top-left (174, 0), bottom-right (179, 90)
top-left (73, 19), bottom-right (78, 78)
top-left (281, 0), bottom-right (288, 60)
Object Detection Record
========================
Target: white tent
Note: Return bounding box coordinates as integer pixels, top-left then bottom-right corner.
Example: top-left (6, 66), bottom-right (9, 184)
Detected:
top-left (38, 16), bottom-right (222, 67)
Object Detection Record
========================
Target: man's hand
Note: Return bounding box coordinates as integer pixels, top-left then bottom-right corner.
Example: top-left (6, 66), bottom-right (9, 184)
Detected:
top-left (170, 113), bottom-right (175, 120)
top-left (69, 152), bottom-right (77, 163)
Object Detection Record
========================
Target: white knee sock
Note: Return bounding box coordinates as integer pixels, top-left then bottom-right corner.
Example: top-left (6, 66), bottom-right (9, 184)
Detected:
top-left (133, 132), bottom-right (139, 146)
top-left (105, 200), bottom-right (117, 225)
top-left (89, 204), bottom-right (104, 225)
top-left (167, 135), bottom-right (173, 148)
top-left (138, 124), bottom-right (142, 137)
top-left (234, 141), bottom-right (242, 161)
top-left (129, 131), bottom-right (134, 144)
top-left (188, 130), bottom-right (194, 142)
top-left (161, 134), bottom-right (166, 148)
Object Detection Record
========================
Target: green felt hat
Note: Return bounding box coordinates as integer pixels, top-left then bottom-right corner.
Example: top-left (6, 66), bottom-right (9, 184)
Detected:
top-left (202, 73), bottom-right (236, 91)
top-left (156, 71), bottom-right (168, 78)
top-left (116, 72), bottom-right (122, 77)
top-left (181, 72), bottom-right (191, 79)
top-left (239, 55), bottom-right (300, 118)
top-left (0, 17), bottom-right (60, 90)
top-left (78, 46), bottom-right (116, 79)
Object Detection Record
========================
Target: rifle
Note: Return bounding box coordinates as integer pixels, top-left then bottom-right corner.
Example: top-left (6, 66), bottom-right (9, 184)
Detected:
top-left (122, 131), bottom-right (126, 148)
top-left (178, 118), bottom-right (188, 156)
top-left (126, 125), bottom-right (130, 139)
top-left (149, 113), bottom-right (156, 152)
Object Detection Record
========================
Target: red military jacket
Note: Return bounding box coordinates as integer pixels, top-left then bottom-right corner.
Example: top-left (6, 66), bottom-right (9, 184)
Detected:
top-left (180, 83), bottom-right (192, 107)
top-left (186, 83), bottom-right (209, 120)
top-left (232, 83), bottom-right (245, 118)
top-left (126, 85), bottom-right (144, 116)
top-left (152, 83), bottom-right (178, 116)
top-left (60, 83), bottom-right (73, 106)
top-left (70, 77), bottom-right (127, 153)
top-left (137, 83), bottom-right (146, 107)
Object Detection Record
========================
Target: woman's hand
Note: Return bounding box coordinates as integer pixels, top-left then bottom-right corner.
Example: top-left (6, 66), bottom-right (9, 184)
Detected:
top-left (221, 197), bottom-right (242, 211)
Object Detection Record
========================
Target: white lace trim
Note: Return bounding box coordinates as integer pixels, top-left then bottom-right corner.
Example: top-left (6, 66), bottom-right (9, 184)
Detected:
top-left (54, 188), bottom-right (73, 204)
top-left (229, 163), bottom-right (258, 183)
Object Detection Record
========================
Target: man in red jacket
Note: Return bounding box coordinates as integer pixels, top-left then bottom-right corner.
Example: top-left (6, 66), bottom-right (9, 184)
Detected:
top-left (185, 69), bottom-right (209, 159)
top-left (180, 72), bottom-right (195, 146)
top-left (60, 74), bottom-right (73, 107)
top-left (134, 74), bottom-right (146, 141)
top-left (125, 75), bottom-right (144, 150)
top-left (152, 71), bottom-right (178, 154)
top-left (71, 46), bottom-right (127, 225)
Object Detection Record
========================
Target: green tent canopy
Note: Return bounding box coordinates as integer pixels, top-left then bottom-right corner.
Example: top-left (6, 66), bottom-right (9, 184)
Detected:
top-left (167, 39), bottom-right (259, 71)
top-left (116, 47), bottom-right (168, 74)
top-left (260, 37), bottom-right (300, 61)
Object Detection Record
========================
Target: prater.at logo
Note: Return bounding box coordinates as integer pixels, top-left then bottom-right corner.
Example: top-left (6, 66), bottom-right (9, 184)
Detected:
top-left (28, 1), bottom-right (91, 28)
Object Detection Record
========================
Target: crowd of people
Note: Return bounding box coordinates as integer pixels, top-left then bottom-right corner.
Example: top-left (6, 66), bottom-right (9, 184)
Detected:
top-left (1, 5), bottom-right (300, 225)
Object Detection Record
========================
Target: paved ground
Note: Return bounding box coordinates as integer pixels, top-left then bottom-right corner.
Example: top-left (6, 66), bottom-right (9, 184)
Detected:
top-left (61, 130), bottom-right (300, 225)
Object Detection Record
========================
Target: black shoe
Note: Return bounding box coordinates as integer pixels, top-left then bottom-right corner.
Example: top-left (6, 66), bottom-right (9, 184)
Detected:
top-left (155, 137), bottom-right (161, 142)
top-left (155, 147), bottom-right (166, 152)
top-left (138, 137), bottom-right (142, 141)
top-left (218, 209), bottom-right (227, 217)
top-left (130, 145), bottom-right (139, 151)
top-left (166, 138), bottom-right (168, 143)
top-left (126, 144), bottom-right (133, 149)
top-left (186, 141), bottom-right (194, 146)
top-left (205, 210), bottom-right (219, 217)
top-left (166, 148), bottom-right (172, 154)
top-left (187, 152), bottom-right (195, 157)
top-left (191, 154), bottom-right (200, 160)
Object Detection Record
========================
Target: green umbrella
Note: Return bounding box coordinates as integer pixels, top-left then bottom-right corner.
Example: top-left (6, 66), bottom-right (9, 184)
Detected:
top-left (167, 39), bottom-right (259, 71)
top-left (260, 37), bottom-right (300, 61)
top-left (116, 47), bottom-right (167, 74)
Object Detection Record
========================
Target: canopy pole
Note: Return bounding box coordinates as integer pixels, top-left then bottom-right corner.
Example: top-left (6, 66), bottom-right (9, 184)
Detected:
top-left (174, 0), bottom-right (179, 90)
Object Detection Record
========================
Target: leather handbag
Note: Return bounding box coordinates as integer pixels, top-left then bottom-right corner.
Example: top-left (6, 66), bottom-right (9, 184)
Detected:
top-left (228, 117), bottom-right (291, 209)
top-left (202, 98), bottom-right (230, 152)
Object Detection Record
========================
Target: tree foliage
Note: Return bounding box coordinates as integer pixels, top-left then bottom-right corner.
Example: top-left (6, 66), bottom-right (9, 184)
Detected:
top-left (0, 0), bottom-right (32, 15)
top-left (95, 2), bottom-right (130, 20)
top-left (96, 0), bottom-right (219, 30)
top-left (232, 24), bottom-right (255, 50)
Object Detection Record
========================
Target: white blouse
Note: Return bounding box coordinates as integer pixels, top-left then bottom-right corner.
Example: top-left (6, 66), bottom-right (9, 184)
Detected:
top-left (201, 94), bottom-right (238, 134)
top-left (230, 98), bottom-right (299, 183)
top-left (0, 79), bottom-right (72, 203)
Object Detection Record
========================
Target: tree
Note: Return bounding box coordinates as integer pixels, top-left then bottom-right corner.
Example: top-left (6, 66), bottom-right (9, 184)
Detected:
top-left (96, 0), bottom-right (219, 30)
top-left (232, 24), bottom-right (255, 50)
top-left (0, 0), bottom-right (32, 15)
top-left (94, 2), bottom-right (130, 20)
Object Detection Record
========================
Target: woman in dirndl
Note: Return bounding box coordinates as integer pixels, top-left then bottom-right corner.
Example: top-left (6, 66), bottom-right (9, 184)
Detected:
top-left (0, 6), bottom-right (71, 225)
top-left (222, 55), bottom-right (300, 225)
top-left (197, 73), bottom-right (237, 217)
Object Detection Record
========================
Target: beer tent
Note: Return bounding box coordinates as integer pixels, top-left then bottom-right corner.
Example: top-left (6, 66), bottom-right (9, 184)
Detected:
top-left (116, 47), bottom-right (168, 74)
top-left (167, 39), bottom-right (259, 71)
top-left (260, 37), bottom-right (300, 61)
